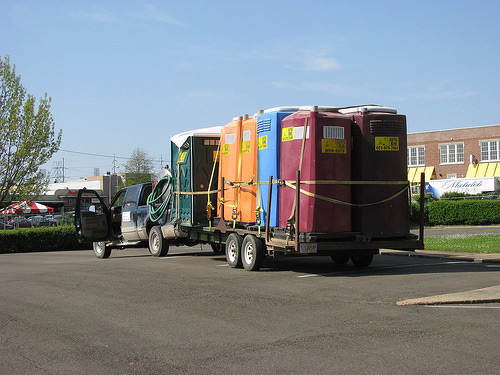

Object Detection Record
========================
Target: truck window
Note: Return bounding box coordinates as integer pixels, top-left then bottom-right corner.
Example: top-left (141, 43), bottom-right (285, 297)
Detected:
top-left (111, 189), bottom-right (125, 209)
top-left (124, 185), bottom-right (141, 206)
top-left (139, 185), bottom-right (152, 206)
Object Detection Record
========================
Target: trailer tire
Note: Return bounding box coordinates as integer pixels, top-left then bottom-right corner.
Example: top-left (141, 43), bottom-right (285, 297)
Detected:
top-left (149, 226), bottom-right (169, 257)
top-left (211, 243), bottom-right (225, 254)
top-left (93, 241), bottom-right (111, 259)
top-left (226, 233), bottom-right (243, 268)
top-left (351, 254), bottom-right (373, 267)
top-left (331, 255), bottom-right (350, 265)
top-left (241, 235), bottom-right (264, 271)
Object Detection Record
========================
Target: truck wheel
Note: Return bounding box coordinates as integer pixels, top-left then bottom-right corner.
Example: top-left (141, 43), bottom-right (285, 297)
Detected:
top-left (149, 226), bottom-right (169, 257)
top-left (331, 255), bottom-right (350, 265)
top-left (351, 254), bottom-right (373, 267)
top-left (225, 233), bottom-right (243, 268)
top-left (241, 235), bottom-right (264, 271)
top-left (211, 243), bottom-right (225, 254)
top-left (93, 241), bottom-right (111, 259)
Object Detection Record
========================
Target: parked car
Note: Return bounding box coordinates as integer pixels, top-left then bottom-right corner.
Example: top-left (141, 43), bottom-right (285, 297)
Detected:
top-left (53, 215), bottom-right (63, 225)
top-left (29, 216), bottom-right (44, 227)
top-left (0, 220), bottom-right (14, 230)
top-left (7, 217), bottom-right (33, 228)
top-left (39, 216), bottom-right (58, 227)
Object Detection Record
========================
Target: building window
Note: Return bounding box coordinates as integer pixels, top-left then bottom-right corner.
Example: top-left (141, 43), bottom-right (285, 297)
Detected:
top-left (407, 146), bottom-right (425, 166)
top-left (439, 143), bottom-right (464, 164)
top-left (480, 140), bottom-right (500, 161)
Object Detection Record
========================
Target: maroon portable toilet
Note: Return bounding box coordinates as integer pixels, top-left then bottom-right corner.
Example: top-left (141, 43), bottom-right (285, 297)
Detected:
top-left (340, 105), bottom-right (409, 237)
top-left (279, 107), bottom-right (351, 233)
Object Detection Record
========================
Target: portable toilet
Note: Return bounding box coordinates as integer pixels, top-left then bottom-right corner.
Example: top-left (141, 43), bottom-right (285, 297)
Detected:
top-left (239, 114), bottom-right (258, 223)
top-left (170, 126), bottom-right (222, 227)
top-left (217, 115), bottom-right (258, 224)
top-left (339, 105), bottom-right (409, 237)
top-left (279, 107), bottom-right (351, 233)
top-left (217, 117), bottom-right (242, 221)
top-left (256, 106), bottom-right (300, 227)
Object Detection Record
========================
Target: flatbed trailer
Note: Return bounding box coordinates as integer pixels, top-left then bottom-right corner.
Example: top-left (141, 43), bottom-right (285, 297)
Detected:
top-left (75, 171), bottom-right (424, 270)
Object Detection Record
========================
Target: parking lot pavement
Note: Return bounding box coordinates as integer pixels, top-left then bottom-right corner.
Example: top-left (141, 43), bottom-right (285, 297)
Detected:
top-left (2, 248), bottom-right (500, 374)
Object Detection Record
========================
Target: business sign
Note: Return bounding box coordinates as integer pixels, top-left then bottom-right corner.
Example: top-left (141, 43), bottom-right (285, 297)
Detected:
top-left (425, 177), bottom-right (500, 198)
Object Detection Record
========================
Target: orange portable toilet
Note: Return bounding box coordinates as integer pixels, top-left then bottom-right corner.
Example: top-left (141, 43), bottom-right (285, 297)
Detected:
top-left (239, 114), bottom-right (258, 223)
top-left (217, 115), bottom-right (258, 224)
top-left (218, 117), bottom-right (242, 221)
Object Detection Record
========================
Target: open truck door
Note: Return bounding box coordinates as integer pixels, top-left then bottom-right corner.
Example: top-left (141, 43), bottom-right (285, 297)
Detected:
top-left (75, 189), bottom-right (111, 243)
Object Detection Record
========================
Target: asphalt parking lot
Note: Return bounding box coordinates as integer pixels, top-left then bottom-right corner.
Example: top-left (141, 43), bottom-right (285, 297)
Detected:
top-left (1, 246), bottom-right (500, 374)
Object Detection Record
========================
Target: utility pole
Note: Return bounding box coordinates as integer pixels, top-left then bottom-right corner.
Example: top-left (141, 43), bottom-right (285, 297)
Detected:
top-left (112, 154), bottom-right (118, 174)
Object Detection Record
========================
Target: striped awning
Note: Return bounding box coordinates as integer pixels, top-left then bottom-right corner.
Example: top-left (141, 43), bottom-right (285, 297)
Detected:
top-left (466, 162), bottom-right (500, 178)
top-left (408, 167), bottom-right (436, 183)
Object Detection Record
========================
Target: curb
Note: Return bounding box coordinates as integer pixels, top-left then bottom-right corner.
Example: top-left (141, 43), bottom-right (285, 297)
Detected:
top-left (380, 249), bottom-right (500, 265)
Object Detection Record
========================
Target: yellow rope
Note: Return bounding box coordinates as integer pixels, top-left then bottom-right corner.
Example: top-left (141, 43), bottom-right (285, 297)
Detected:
top-left (283, 180), bottom-right (409, 207)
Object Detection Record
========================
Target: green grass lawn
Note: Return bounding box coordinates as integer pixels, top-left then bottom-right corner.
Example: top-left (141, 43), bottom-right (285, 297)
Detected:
top-left (424, 234), bottom-right (500, 253)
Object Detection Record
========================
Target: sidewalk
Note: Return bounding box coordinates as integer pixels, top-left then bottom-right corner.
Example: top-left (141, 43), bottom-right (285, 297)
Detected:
top-left (380, 249), bottom-right (500, 305)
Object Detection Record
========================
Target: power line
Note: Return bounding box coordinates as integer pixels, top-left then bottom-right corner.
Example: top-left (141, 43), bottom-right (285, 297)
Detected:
top-left (59, 149), bottom-right (130, 160)
top-left (59, 148), bottom-right (169, 164)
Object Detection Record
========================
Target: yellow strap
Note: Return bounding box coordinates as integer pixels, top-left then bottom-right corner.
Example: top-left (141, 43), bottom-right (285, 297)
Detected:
top-left (284, 180), bottom-right (409, 207)
top-left (298, 180), bottom-right (409, 185)
top-left (206, 139), bottom-right (221, 227)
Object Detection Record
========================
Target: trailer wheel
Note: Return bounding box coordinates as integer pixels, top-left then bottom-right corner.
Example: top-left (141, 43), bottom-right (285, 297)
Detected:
top-left (241, 235), bottom-right (264, 271)
top-left (226, 233), bottom-right (243, 268)
top-left (211, 243), bottom-right (225, 254)
top-left (351, 254), bottom-right (373, 267)
top-left (331, 255), bottom-right (350, 265)
top-left (93, 241), bottom-right (111, 259)
top-left (149, 226), bottom-right (169, 257)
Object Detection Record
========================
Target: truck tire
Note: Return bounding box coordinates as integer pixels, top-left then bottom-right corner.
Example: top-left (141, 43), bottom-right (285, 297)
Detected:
top-left (241, 235), bottom-right (265, 271)
top-left (226, 233), bottom-right (243, 268)
top-left (351, 254), bottom-right (374, 267)
top-left (149, 226), bottom-right (169, 257)
top-left (93, 241), bottom-right (111, 259)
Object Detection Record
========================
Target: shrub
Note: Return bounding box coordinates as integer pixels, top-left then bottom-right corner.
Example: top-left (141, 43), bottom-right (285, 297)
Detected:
top-left (428, 200), bottom-right (500, 225)
top-left (0, 225), bottom-right (90, 253)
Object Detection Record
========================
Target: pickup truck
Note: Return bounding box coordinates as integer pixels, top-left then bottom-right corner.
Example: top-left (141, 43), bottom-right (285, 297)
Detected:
top-left (75, 182), bottom-right (165, 258)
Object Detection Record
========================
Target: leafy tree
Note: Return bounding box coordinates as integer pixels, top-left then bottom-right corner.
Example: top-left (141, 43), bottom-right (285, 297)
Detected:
top-left (122, 147), bottom-right (154, 186)
top-left (0, 55), bottom-right (62, 208)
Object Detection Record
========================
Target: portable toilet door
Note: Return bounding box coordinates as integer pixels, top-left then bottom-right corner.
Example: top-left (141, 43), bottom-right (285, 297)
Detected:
top-left (171, 138), bottom-right (193, 226)
top-left (239, 114), bottom-right (258, 224)
top-left (218, 117), bottom-right (243, 221)
top-left (256, 107), bottom-right (299, 227)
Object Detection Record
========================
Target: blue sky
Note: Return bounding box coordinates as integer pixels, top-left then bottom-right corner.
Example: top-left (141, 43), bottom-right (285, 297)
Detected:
top-left (1, 0), bottom-right (499, 180)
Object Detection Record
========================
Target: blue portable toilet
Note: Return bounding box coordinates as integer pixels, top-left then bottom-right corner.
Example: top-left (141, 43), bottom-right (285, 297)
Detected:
top-left (256, 106), bottom-right (299, 227)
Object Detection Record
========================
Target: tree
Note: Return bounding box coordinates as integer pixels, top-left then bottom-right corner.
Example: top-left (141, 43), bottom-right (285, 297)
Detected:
top-left (123, 147), bottom-right (154, 186)
top-left (0, 55), bottom-right (62, 208)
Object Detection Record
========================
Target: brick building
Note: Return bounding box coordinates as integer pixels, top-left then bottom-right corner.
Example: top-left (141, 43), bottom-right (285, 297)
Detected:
top-left (407, 124), bottom-right (500, 185)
